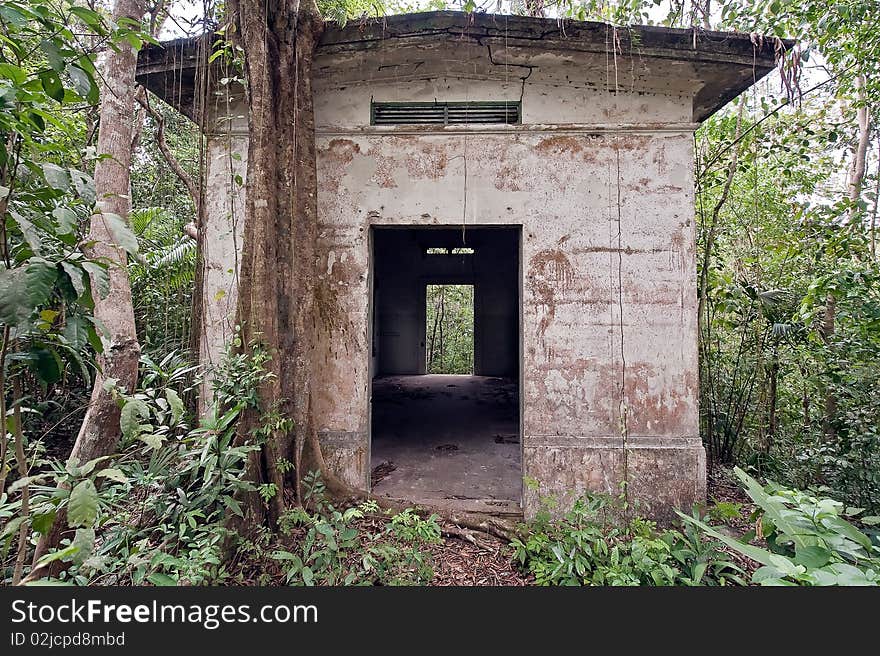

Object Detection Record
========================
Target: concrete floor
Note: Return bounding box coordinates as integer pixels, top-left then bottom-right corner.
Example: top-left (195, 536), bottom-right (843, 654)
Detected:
top-left (371, 375), bottom-right (521, 513)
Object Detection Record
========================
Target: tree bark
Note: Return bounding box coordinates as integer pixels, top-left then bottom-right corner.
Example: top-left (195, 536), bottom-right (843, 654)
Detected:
top-left (226, 0), bottom-right (339, 528)
top-left (848, 75), bottom-right (870, 219)
top-left (31, 0), bottom-right (146, 576)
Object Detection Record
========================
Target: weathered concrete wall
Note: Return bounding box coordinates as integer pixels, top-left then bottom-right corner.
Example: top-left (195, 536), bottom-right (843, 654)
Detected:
top-left (197, 96), bottom-right (247, 411)
top-left (199, 38), bottom-right (706, 516)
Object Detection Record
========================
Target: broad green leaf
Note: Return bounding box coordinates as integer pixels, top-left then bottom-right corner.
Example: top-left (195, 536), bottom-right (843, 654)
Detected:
top-left (29, 346), bottom-right (63, 384)
top-left (53, 207), bottom-right (77, 234)
top-left (39, 70), bottom-right (64, 102)
top-left (42, 163), bottom-right (70, 190)
top-left (67, 479), bottom-right (98, 528)
top-left (0, 516), bottom-right (26, 540)
top-left (31, 511), bottom-right (57, 535)
top-left (165, 388), bottom-right (184, 424)
top-left (71, 527), bottom-right (95, 565)
top-left (734, 467), bottom-right (814, 551)
top-left (66, 65), bottom-right (93, 100)
top-left (0, 62), bottom-right (26, 85)
top-left (96, 468), bottom-right (128, 484)
top-left (820, 515), bottom-right (872, 551)
top-left (0, 268), bottom-right (28, 325)
top-left (139, 433), bottom-right (163, 450)
top-left (70, 169), bottom-right (95, 205)
top-left (676, 510), bottom-right (783, 570)
top-left (795, 545), bottom-right (832, 569)
top-left (10, 210), bottom-right (43, 253)
top-left (63, 313), bottom-right (88, 349)
top-left (147, 572), bottom-right (177, 586)
top-left (101, 212), bottom-right (139, 255)
top-left (60, 262), bottom-right (86, 298)
top-left (40, 39), bottom-right (65, 72)
top-left (81, 261), bottom-right (108, 298)
top-left (120, 398), bottom-right (150, 440)
top-left (78, 455), bottom-right (110, 477)
top-left (25, 258), bottom-right (57, 307)
top-left (7, 474), bottom-right (43, 493)
top-left (35, 544), bottom-right (79, 568)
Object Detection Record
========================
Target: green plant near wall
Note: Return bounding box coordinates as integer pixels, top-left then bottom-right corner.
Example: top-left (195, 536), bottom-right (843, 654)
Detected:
top-left (272, 472), bottom-right (439, 586)
top-left (510, 492), bottom-right (745, 586)
top-left (678, 468), bottom-right (880, 586)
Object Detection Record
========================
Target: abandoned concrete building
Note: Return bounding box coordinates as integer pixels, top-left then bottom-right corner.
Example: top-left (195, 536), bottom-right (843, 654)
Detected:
top-left (136, 11), bottom-right (785, 519)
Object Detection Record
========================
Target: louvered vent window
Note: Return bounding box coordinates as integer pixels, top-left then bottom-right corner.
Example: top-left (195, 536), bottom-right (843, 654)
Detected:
top-left (371, 101), bottom-right (520, 126)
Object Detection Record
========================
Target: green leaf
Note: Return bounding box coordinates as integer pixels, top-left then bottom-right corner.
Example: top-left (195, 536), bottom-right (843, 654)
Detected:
top-left (31, 511), bottom-right (57, 535)
top-left (53, 207), bottom-right (78, 234)
top-left (41, 163), bottom-right (70, 190)
top-left (40, 39), bottom-right (66, 72)
top-left (139, 433), bottom-right (163, 450)
top-left (35, 544), bottom-right (79, 569)
top-left (68, 479), bottom-right (98, 528)
top-left (60, 262), bottom-right (86, 298)
top-left (39, 70), bottom-right (64, 102)
top-left (81, 261), bottom-right (108, 298)
top-left (71, 528), bottom-right (95, 565)
top-left (70, 169), bottom-right (95, 205)
top-left (147, 572), bottom-right (177, 586)
top-left (0, 62), bottom-right (26, 85)
top-left (0, 516), bottom-right (26, 540)
top-left (67, 65), bottom-right (93, 100)
top-left (165, 388), bottom-right (184, 424)
top-left (96, 468), bottom-right (128, 484)
top-left (63, 313), bottom-right (89, 349)
top-left (101, 212), bottom-right (139, 255)
top-left (795, 545), bottom-right (832, 569)
top-left (25, 258), bottom-right (58, 307)
top-left (29, 345), bottom-right (63, 384)
top-left (676, 510), bottom-right (782, 570)
top-left (120, 398), bottom-right (150, 440)
top-left (733, 467), bottom-right (813, 551)
top-left (0, 268), bottom-right (28, 325)
top-left (10, 210), bottom-right (43, 253)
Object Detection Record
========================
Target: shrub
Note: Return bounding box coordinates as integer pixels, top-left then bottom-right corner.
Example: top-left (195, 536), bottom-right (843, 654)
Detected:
top-left (679, 468), bottom-right (880, 586)
top-left (510, 493), bottom-right (744, 586)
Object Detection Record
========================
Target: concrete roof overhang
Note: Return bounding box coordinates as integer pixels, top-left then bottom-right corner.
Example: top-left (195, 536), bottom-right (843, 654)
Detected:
top-left (136, 10), bottom-right (794, 124)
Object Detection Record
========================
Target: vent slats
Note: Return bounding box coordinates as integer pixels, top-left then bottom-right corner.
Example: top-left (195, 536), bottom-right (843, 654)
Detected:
top-left (371, 102), bottom-right (520, 126)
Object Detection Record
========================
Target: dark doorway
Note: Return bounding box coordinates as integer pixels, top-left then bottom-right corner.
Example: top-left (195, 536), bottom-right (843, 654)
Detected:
top-left (370, 227), bottom-right (521, 512)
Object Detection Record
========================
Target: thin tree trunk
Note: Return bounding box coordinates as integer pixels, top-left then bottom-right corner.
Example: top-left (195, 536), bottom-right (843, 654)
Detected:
top-left (11, 376), bottom-right (28, 585)
top-left (821, 74), bottom-right (872, 441)
top-left (428, 288), bottom-right (440, 371)
top-left (698, 102), bottom-right (744, 460)
top-left (31, 0), bottom-right (146, 576)
top-left (820, 292), bottom-right (837, 440)
top-left (766, 351), bottom-right (778, 452)
top-left (848, 75), bottom-right (870, 218)
top-left (871, 137), bottom-right (879, 260)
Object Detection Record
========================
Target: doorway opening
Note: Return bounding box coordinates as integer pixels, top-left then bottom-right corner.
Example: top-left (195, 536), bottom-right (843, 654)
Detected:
top-left (426, 284), bottom-right (474, 374)
top-left (370, 227), bottom-right (521, 513)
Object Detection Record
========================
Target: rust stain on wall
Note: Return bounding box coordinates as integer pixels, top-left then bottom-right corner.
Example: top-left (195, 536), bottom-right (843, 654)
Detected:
top-left (622, 363), bottom-right (693, 434)
top-left (527, 243), bottom-right (576, 343)
top-left (404, 142), bottom-right (448, 179)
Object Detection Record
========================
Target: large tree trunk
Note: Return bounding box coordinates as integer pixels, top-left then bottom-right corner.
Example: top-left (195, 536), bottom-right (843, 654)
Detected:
top-left (31, 0), bottom-right (145, 576)
top-left (226, 0), bottom-right (348, 528)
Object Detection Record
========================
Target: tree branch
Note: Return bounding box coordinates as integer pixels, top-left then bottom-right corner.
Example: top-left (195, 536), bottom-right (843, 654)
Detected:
top-left (136, 89), bottom-right (201, 215)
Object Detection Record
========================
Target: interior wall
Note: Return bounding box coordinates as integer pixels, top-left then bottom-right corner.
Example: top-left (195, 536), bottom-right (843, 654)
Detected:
top-left (373, 228), bottom-right (519, 377)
